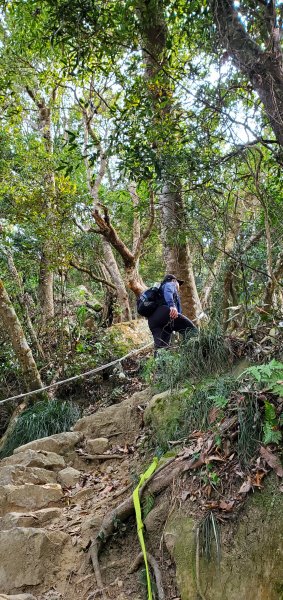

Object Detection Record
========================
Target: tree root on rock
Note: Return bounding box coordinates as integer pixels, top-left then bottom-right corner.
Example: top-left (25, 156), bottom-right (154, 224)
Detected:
top-left (89, 455), bottom-right (204, 595)
top-left (88, 418), bottom-right (237, 596)
top-left (129, 551), bottom-right (165, 600)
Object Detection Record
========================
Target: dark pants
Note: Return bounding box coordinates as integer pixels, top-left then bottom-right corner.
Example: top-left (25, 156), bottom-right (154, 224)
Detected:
top-left (148, 305), bottom-right (197, 351)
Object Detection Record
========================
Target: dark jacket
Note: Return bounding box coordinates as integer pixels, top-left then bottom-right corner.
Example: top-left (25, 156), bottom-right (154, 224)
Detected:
top-left (161, 281), bottom-right (182, 313)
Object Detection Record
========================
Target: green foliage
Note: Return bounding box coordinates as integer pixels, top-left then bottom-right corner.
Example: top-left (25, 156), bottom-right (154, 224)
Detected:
top-left (263, 401), bottom-right (282, 445)
top-left (139, 567), bottom-right (157, 600)
top-left (143, 328), bottom-right (231, 393)
top-left (142, 494), bottom-right (155, 519)
top-left (241, 360), bottom-right (283, 397)
top-left (0, 399), bottom-right (81, 458)
top-left (237, 396), bottom-right (261, 463)
top-left (239, 360), bottom-right (283, 448)
top-left (151, 377), bottom-right (237, 453)
top-left (198, 511), bottom-right (221, 564)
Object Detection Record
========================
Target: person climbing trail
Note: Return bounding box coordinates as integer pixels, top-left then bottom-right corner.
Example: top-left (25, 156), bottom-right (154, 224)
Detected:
top-left (147, 274), bottom-right (197, 353)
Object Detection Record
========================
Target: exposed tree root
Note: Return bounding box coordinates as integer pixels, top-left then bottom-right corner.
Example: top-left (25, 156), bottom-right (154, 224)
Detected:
top-left (129, 551), bottom-right (165, 600)
top-left (89, 416), bottom-right (237, 595)
top-left (81, 453), bottom-right (126, 461)
top-left (89, 455), bottom-right (203, 594)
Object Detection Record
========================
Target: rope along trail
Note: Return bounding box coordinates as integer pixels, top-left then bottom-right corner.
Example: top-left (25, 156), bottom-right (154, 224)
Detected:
top-left (0, 342), bottom-right (153, 406)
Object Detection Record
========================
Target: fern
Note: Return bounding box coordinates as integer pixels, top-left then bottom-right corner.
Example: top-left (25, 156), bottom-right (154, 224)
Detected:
top-left (241, 360), bottom-right (283, 396)
top-left (142, 494), bottom-right (155, 519)
top-left (210, 394), bottom-right (228, 408)
top-left (262, 401), bottom-right (282, 445)
top-left (263, 422), bottom-right (282, 445)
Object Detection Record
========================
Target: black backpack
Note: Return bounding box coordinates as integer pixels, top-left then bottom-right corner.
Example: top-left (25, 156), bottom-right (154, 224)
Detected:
top-left (137, 284), bottom-right (163, 317)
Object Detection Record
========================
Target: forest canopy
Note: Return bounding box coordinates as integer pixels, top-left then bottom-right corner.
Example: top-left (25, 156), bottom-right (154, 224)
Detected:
top-left (0, 0), bottom-right (283, 397)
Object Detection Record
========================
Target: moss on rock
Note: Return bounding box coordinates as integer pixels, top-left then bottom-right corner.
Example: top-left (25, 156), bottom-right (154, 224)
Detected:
top-left (164, 475), bottom-right (283, 600)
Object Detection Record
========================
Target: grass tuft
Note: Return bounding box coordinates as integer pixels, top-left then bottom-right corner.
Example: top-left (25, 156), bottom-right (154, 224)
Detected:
top-left (144, 327), bottom-right (232, 392)
top-left (0, 399), bottom-right (81, 458)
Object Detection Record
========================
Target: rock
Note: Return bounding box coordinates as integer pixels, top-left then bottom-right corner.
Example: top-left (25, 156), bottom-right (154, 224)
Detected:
top-left (165, 475), bottom-right (283, 600)
top-left (0, 449), bottom-right (65, 471)
top-left (144, 497), bottom-right (170, 534)
top-left (103, 319), bottom-right (152, 354)
top-left (0, 508), bottom-right (62, 530)
top-left (41, 592), bottom-right (63, 600)
top-left (0, 595), bottom-right (37, 600)
top-left (13, 432), bottom-right (83, 457)
top-left (0, 465), bottom-right (57, 486)
top-left (74, 388), bottom-right (151, 443)
top-left (70, 487), bottom-right (94, 503)
top-left (0, 527), bottom-right (69, 591)
top-left (0, 483), bottom-right (63, 515)
top-left (57, 467), bottom-right (81, 488)
top-left (85, 437), bottom-right (109, 454)
top-left (143, 388), bottom-right (190, 428)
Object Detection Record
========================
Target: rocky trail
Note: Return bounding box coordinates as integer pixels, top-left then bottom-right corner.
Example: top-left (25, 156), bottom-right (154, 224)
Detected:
top-left (0, 373), bottom-right (282, 600)
top-left (0, 386), bottom-right (179, 600)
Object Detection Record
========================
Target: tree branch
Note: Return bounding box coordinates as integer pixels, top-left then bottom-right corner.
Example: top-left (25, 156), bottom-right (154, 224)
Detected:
top-left (69, 260), bottom-right (116, 289)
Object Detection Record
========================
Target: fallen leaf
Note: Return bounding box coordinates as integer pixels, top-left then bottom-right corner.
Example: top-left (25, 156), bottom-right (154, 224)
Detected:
top-left (208, 406), bottom-right (221, 424)
top-left (260, 446), bottom-right (283, 477)
top-left (252, 471), bottom-right (266, 487)
top-left (206, 454), bottom-right (225, 462)
top-left (219, 500), bottom-right (235, 511)
top-left (181, 446), bottom-right (195, 458)
top-left (238, 478), bottom-right (252, 494)
top-left (204, 500), bottom-right (219, 509)
top-left (181, 490), bottom-right (190, 501)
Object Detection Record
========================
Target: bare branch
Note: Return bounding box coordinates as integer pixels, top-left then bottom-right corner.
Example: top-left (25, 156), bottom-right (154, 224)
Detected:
top-left (69, 260), bottom-right (116, 289)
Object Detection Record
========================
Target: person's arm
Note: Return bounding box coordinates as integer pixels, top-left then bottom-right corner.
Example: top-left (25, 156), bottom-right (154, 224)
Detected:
top-left (163, 282), bottom-right (179, 318)
top-left (163, 282), bottom-right (177, 307)
top-left (176, 296), bottom-right (182, 313)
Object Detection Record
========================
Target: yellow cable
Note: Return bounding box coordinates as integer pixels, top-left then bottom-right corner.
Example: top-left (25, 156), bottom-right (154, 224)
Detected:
top-left (132, 457), bottom-right (159, 600)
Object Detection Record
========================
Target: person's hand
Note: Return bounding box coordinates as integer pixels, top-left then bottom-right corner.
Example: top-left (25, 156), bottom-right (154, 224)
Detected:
top-left (169, 306), bottom-right (178, 319)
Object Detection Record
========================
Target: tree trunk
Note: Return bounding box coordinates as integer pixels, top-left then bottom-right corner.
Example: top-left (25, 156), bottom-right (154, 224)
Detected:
top-left (212, 0), bottom-right (283, 146)
top-left (201, 195), bottom-right (245, 310)
top-left (0, 279), bottom-right (44, 391)
top-left (101, 238), bottom-right (132, 322)
top-left (26, 88), bottom-right (55, 327)
top-left (6, 252), bottom-right (45, 359)
top-left (38, 249), bottom-right (55, 328)
top-left (82, 117), bottom-right (133, 319)
top-left (136, 0), bottom-right (202, 322)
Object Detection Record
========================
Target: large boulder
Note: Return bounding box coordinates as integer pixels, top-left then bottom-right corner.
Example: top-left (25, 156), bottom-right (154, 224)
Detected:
top-left (13, 432), bottom-right (83, 457)
top-left (0, 483), bottom-right (63, 515)
top-left (104, 319), bottom-right (152, 352)
top-left (74, 388), bottom-right (151, 443)
top-left (0, 450), bottom-right (65, 471)
top-left (0, 508), bottom-right (62, 530)
top-left (0, 465), bottom-right (57, 486)
top-left (164, 475), bottom-right (283, 600)
top-left (0, 528), bottom-right (70, 592)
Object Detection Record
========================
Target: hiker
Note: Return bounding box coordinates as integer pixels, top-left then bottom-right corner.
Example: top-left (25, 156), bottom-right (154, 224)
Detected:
top-left (147, 274), bottom-right (197, 353)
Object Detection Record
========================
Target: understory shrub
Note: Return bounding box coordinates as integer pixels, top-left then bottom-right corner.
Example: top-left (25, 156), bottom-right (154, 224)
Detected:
top-left (0, 399), bottom-right (81, 458)
top-left (152, 376), bottom-right (238, 452)
top-left (143, 328), bottom-right (232, 392)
